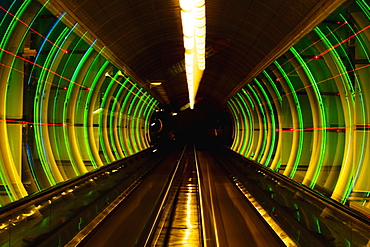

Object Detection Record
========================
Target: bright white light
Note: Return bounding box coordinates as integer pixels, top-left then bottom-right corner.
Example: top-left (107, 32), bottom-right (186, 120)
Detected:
top-left (151, 82), bottom-right (162, 86)
top-left (180, 0), bottom-right (195, 11)
top-left (93, 108), bottom-right (103, 115)
top-left (180, 0), bottom-right (205, 109)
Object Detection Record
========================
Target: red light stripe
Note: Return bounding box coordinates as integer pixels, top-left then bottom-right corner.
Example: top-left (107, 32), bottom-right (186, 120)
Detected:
top-left (273, 22), bottom-right (356, 81)
top-left (0, 47), bottom-right (89, 89)
top-left (264, 63), bottom-right (370, 105)
top-left (293, 126), bottom-right (370, 131)
top-left (0, 119), bottom-right (67, 126)
top-left (0, 62), bottom-right (66, 89)
top-left (269, 21), bottom-right (348, 76)
top-left (318, 23), bottom-right (370, 57)
top-left (0, 6), bottom-right (68, 53)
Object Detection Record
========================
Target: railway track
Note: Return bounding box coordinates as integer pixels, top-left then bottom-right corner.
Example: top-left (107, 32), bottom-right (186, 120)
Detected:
top-left (75, 144), bottom-right (286, 246)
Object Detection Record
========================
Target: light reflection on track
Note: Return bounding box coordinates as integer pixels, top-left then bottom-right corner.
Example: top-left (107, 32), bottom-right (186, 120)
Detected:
top-left (76, 145), bottom-right (287, 246)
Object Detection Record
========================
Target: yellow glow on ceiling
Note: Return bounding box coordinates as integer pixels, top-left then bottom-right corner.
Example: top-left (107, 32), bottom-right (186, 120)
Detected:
top-left (180, 0), bottom-right (206, 109)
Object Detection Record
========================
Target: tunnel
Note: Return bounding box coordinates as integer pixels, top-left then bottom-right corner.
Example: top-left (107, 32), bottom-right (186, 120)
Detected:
top-left (1, 0), bottom-right (370, 246)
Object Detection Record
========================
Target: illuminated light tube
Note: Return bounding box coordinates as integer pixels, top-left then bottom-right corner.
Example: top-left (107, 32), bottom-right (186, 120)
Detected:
top-left (93, 108), bottom-right (103, 115)
top-left (150, 82), bottom-right (162, 86)
top-left (180, 0), bottom-right (206, 109)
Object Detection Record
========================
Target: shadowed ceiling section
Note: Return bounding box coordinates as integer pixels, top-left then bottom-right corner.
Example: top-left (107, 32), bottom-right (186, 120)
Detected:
top-left (53, 0), bottom-right (345, 108)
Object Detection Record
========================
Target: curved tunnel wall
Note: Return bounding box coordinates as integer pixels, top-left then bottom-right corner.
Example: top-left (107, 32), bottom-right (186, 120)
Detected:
top-left (0, 0), bottom-right (158, 206)
top-left (228, 0), bottom-right (370, 212)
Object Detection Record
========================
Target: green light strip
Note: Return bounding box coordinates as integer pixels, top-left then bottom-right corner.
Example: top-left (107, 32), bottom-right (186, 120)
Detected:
top-left (142, 97), bottom-right (156, 147)
top-left (232, 95), bottom-right (246, 153)
top-left (118, 83), bottom-right (136, 155)
top-left (331, 14), bottom-right (367, 189)
top-left (0, 1), bottom-right (31, 60)
top-left (35, 15), bottom-right (69, 185)
top-left (339, 13), bottom-right (370, 63)
top-left (34, 7), bottom-right (63, 185)
top-left (315, 27), bottom-right (354, 95)
top-left (247, 84), bottom-right (268, 163)
top-left (99, 72), bottom-right (120, 163)
top-left (134, 91), bottom-right (148, 151)
top-left (36, 30), bottom-right (69, 182)
top-left (109, 77), bottom-right (130, 159)
top-left (147, 101), bottom-right (159, 146)
top-left (241, 89), bottom-right (257, 158)
top-left (262, 70), bottom-right (283, 104)
top-left (274, 61), bottom-right (304, 178)
top-left (226, 100), bottom-right (239, 151)
top-left (0, 0), bottom-right (161, 206)
top-left (322, 22), bottom-right (367, 185)
top-left (0, 0), bottom-right (32, 202)
top-left (51, 27), bottom-right (73, 176)
top-left (0, 1), bottom-right (18, 30)
top-left (233, 94), bottom-right (248, 156)
top-left (253, 78), bottom-right (276, 166)
top-left (290, 47), bottom-right (327, 187)
top-left (85, 61), bottom-right (111, 167)
top-left (357, 0), bottom-right (370, 20)
top-left (75, 52), bottom-right (107, 170)
top-left (62, 33), bottom-right (92, 175)
top-left (314, 26), bottom-right (355, 202)
top-left (260, 71), bottom-right (283, 170)
top-left (236, 92), bottom-right (253, 156)
top-left (127, 88), bottom-right (143, 153)
top-left (227, 98), bottom-right (242, 153)
top-left (11, 1), bottom-right (65, 190)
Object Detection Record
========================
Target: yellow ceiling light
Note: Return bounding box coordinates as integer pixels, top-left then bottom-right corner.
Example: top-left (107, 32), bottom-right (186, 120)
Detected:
top-left (180, 0), bottom-right (205, 109)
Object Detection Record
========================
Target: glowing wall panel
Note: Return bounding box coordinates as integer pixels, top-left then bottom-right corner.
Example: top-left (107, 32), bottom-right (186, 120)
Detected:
top-left (228, 0), bottom-right (370, 215)
top-left (0, 0), bottom-right (157, 206)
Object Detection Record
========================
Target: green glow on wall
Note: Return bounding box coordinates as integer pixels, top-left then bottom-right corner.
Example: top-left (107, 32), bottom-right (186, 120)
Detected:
top-left (232, 95), bottom-right (246, 154)
top-left (315, 26), bottom-right (355, 202)
top-left (109, 77), bottom-right (130, 159)
top-left (0, 0), bottom-right (32, 201)
top-left (62, 34), bottom-right (92, 175)
top-left (127, 88), bottom-right (143, 153)
top-left (247, 84), bottom-right (267, 163)
top-left (134, 91), bottom-right (148, 151)
top-left (323, 20), bottom-right (367, 185)
top-left (357, 0), bottom-right (370, 20)
top-left (119, 83), bottom-right (136, 155)
top-left (274, 60), bottom-right (304, 178)
top-left (143, 97), bottom-right (157, 147)
top-left (254, 78), bottom-right (276, 166)
top-left (290, 47), bottom-right (327, 188)
top-left (0, 0), bottom-right (160, 206)
top-left (241, 89), bottom-right (258, 158)
top-left (235, 92), bottom-right (252, 156)
top-left (226, 99), bottom-right (240, 151)
top-left (99, 72), bottom-right (120, 163)
top-left (34, 8), bottom-right (68, 185)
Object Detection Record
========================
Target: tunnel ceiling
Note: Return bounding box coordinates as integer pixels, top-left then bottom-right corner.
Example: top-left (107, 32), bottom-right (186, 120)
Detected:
top-left (52, 0), bottom-right (345, 109)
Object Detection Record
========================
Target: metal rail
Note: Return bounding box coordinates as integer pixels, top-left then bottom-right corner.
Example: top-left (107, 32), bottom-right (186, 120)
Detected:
top-left (194, 144), bottom-right (208, 247)
top-left (145, 144), bottom-right (204, 246)
top-left (0, 148), bottom-right (161, 247)
top-left (143, 144), bottom-right (188, 246)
